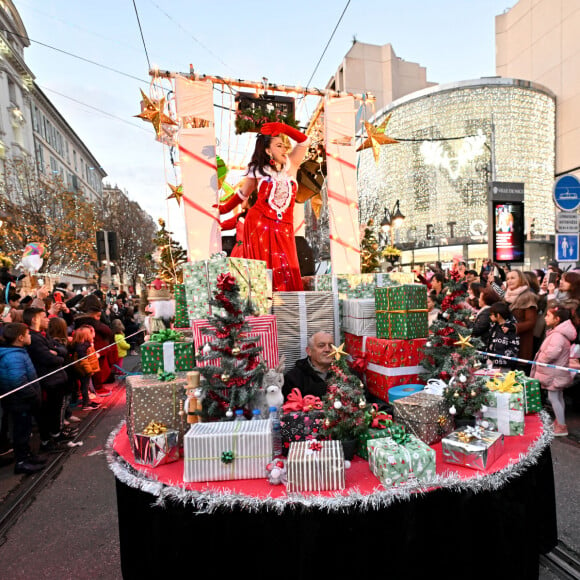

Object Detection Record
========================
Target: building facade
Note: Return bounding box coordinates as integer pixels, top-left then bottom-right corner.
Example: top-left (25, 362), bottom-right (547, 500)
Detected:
top-left (357, 78), bottom-right (555, 268)
top-left (326, 41), bottom-right (436, 114)
top-left (496, 0), bottom-right (580, 179)
top-left (0, 0), bottom-right (105, 203)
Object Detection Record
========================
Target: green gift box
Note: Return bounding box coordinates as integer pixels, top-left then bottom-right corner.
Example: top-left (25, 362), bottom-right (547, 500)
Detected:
top-left (173, 283), bottom-right (190, 328)
top-left (357, 428), bottom-right (393, 460)
top-left (125, 374), bottom-right (188, 453)
top-left (375, 284), bottom-right (428, 339)
top-left (513, 372), bottom-right (542, 414)
top-left (482, 390), bottom-right (525, 436)
top-left (183, 257), bottom-right (268, 321)
top-left (141, 341), bottom-right (195, 374)
top-left (367, 434), bottom-right (436, 487)
top-left (314, 272), bottom-right (414, 299)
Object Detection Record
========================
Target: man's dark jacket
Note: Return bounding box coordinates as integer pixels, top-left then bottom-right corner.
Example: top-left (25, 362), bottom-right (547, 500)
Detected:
top-left (283, 357), bottom-right (328, 399)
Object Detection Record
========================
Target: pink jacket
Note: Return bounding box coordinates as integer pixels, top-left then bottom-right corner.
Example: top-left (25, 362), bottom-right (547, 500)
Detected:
top-left (531, 319), bottom-right (577, 390)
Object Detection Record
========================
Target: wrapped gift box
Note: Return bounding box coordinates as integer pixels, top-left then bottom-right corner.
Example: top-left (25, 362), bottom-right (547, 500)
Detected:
top-left (183, 420), bottom-right (273, 482)
top-left (392, 391), bottom-right (454, 444)
top-left (514, 373), bottom-right (542, 414)
top-left (357, 428), bottom-right (393, 460)
top-left (442, 427), bottom-right (504, 471)
top-left (367, 434), bottom-right (436, 487)
top-left (192, 314), bottom-right (278, 367)
top-left (344, 333), bottom-right (426, 402)
top-left (482, 390), bottom-right (525, 436)
top-left (133, 429), bottom-right (180, 468)
top-left (341, 298), bottom-right (376, 336)
top-left (286, 440), bottom-right (345, 492)
top-left (141, 340), bottom-right (195, 374)
top-left (271, 291), bottom-right (335, 370)
top-left (173, 283), bottom-right (190, 328)
top-left (375, 285), bottom-right (428, 339)
top-left (126, 374), bottom-right (188, 452)
top-left (183, 256), bottom-right (269, 321)
top-left (280, 411), bottom-right (325, 455)
top-left (314, 272), bottom-right (414, 298)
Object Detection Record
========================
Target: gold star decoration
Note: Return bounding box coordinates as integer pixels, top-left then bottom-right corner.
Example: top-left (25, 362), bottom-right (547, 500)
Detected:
top-left (329, 343), bottom-right (347, 361)
top-left (454, 334), bottom-right (474, 349)
top-left (135, 89), bottom-right (177, 136)
top-left (357, 114), bottom-right (399, 163)
top-left (167, 183), bottom-right (184, 206)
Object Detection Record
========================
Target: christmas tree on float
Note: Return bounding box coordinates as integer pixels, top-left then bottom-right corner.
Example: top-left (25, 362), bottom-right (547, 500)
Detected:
top-left (194, 272), bottom-right (266, 420)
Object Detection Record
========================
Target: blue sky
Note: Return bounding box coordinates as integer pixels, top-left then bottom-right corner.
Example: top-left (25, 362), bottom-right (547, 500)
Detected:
top-left (15, 0), bottom-right (515, 245)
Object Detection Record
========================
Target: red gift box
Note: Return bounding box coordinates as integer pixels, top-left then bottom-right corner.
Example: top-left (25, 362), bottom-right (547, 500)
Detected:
top-left (344, 332), bottom-right (426, 402)
top-left (192, 315), bottom-right (279, 368)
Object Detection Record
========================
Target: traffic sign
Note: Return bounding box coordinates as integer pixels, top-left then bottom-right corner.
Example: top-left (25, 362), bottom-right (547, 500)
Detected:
top-left (556, 212), bottom-right (580, 233)
top-left (554, 175), bottom-right (580, 211)
top-left (556, 234), bottom-right (579, 262)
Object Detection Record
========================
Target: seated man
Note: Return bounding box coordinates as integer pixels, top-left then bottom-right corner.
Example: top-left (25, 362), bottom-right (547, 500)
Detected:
top-left (283, 331), bottom-right (334, 399)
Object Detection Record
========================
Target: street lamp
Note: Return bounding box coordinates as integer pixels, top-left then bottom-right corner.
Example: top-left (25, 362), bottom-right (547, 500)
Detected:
top-left (380, 200), bottom-right (405, 246)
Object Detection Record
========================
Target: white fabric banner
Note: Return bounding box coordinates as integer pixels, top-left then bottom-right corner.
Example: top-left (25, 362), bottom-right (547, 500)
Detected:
top-left (324, 96), bottom-right (360, 274)
top-left (174, 76), bottom-right (221, 260)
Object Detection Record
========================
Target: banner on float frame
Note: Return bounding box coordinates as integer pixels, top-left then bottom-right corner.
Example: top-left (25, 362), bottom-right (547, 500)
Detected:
top-left (324, 96), bottom-right (360, 274)
top-left (174, 76), bottom-right (221, 260)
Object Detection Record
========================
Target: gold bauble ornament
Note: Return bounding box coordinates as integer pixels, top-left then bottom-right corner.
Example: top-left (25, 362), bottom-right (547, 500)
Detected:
top-left (324, 418), bottom-right (331, 428)
top-left (221, 373), bottom-right (230, 382)
top-left (232, 347), bottom-right (241, 356)
top-left (358, 398), bottom-right (366, 409)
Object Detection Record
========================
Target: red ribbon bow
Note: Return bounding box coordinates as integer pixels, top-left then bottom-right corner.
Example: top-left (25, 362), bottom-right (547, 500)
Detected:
top-left (216, 272), bottom-right (237, 292)
top-left (370, 403), bottom-right (392, 430)
top-left (309, 441), bottom-right (323, 452)
top-left (282, 388), bottom-right (323, 413)
top-left (348, 351), bottom-right (369, 374)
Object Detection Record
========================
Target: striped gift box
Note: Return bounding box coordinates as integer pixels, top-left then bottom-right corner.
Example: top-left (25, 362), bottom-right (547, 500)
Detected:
top-left (286, 440), bottom-right (345, 492)
top-left (183, 420), bottom-right (273, 482)
top-left (341, 298), bottom-right (376, 336)
top-left (272, 291), bottom-right (336, 370)
top-left (192, 315), bottom-right (279, 368)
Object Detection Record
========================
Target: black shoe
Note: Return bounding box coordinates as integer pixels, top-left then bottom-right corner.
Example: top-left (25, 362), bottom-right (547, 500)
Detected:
top-left (14, 460), bottom-right (45, 475)
top-left (39, 439), bottom-right (65, 453)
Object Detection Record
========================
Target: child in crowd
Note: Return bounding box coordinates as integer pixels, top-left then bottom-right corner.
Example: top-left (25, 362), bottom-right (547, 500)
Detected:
top-left (531, 305), bottom-right (577, 437)
top-left (111, 319), bottom-right (130, 367)
top-left (487, 302), bottom-right (520, 369)
top-left (47, 317), bottom-right (80, 429)
top-left (0, 323), bottom-right (46, 474)
top-left (71, 325), bottom-right (100, 411)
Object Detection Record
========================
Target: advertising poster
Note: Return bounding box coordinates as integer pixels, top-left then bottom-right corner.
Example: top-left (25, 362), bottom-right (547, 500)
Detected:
top-left (493, 202), bottom-right (524, 262)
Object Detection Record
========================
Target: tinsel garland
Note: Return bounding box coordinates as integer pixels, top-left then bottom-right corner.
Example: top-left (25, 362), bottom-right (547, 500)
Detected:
top-left (106, 412), bottom-right (554, 515)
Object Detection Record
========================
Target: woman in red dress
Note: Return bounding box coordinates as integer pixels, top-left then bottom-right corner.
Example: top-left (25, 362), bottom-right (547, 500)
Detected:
top-left (218, 122), bottom-right (308, 291)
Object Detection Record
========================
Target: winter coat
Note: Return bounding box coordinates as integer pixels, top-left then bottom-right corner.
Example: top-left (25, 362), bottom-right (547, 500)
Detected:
top-left (505, 289), bottom-right (538, 362)
top-left (26, 330), bottom-right (68, 390)
top-left (72, 341), bottom-right (100, 376)
top-left (471, 306), bottom-right (492, 345)
top-left (0, 346), bottom-right (41, 402)
top-left (531, 319), bottom-right (577, 391)
top-left (487, 318), bottom-right (520, 369)
top-left (114, 333), bottom-right (131, 358)
top-left (283, 357), bottom-right (329, 400)
top-left (74, 315), bottom-right (118, 384)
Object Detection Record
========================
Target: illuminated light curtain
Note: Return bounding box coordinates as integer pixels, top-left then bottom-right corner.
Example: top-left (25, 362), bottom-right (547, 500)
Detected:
top-left (324, 95), bottom-right (360, 274)
top-left (174, 76), bottom-right (220, 260)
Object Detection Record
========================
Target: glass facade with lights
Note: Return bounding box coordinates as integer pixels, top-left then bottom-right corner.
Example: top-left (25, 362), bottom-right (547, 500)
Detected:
top-left (357, 78), bottom-right (556, 265)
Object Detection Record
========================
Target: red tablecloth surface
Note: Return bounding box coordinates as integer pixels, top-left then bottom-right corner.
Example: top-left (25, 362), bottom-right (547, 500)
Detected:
top-left (112, 414), bottom-right (543, 498)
